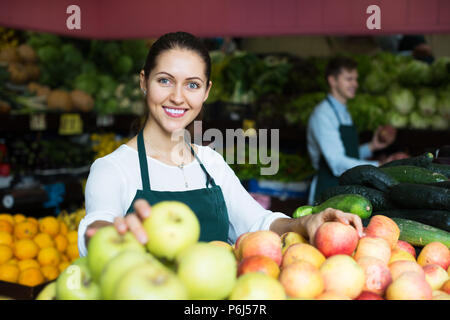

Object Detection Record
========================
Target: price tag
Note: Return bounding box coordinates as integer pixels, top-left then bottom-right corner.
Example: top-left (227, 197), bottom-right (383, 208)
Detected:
top-left (29, 113), bottom-right (47, 131)
top-left (242, 119), bottom-right (257, 137)
top-left (59, 113), bottom-right (83, 135)
top-left (96, 114), bottom-right (114, 127)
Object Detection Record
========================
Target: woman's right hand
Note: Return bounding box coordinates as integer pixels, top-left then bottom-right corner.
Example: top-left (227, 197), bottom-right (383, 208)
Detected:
top-left (85, 199), bottom-right (152, 246)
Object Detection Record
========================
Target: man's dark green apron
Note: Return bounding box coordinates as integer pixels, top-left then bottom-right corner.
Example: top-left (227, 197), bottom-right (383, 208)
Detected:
top-left (125, 130), bottom-right (230, 242)
top-left (313, 97), bottom-right (360, 203)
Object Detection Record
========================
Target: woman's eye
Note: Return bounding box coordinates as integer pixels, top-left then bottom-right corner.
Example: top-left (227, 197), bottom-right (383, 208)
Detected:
top-left (188, 82), bottom-right (199, 89)
top-left (158, 78), bottom-right (170, 85)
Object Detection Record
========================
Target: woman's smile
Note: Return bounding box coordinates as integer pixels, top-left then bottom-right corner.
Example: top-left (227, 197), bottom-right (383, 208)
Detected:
top-left (162, 106), bottom-right (188, 118)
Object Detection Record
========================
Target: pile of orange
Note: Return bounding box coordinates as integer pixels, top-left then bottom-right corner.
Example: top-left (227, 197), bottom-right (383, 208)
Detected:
top-left (0, 213), bottom-right (79, 287)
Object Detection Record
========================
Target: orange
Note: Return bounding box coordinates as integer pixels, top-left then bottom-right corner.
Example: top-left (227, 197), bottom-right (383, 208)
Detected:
top-left (59, 221), bottom-right (68, 236)
top-left (37, 247), bottom-right (60, 267)
top-left (58, 261), bottom-right (70, 273)
top-left (0, 231), bottom-right (13, 248)
top-left (54, 234), bottom-right (68, 253)
top-left (67, 230), bottom-right (78, 244)
top-left (0, 220), bottom-right (13, 234)
top-left (0, 264), bottom-right (20, 283)
top-left (33, 233), bottom-right (55, 249)
top-left (18, 267), bottom-right (45, 287)
top-left (40, 265), bottom-right (59, 281)
top-left (14, 239), bottom-right (39, 260)
top-left (14, 220), bottom-right (38, 240)
top-left (39, 216), bottom-right (60, 237)
top-left (7, 258), bottom-right (18, 265)
top-left (0, 244), bottom-right (13, 264)
top-left (60, 253), bottom-right (69, 262)
top-left (66, 243), bottom-right (79, 261)
top-left (26, 217), bottom-right (39, 227)
top-left (17, 259), bottom-right (40, 272)
top-left (13, 214), bottom-right (26, 224)
top-left (0, 214), bottom-right (14, 226)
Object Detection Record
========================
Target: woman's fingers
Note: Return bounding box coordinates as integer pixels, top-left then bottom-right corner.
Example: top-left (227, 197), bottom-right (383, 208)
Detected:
top-left (133, 199), bottom-right (151, 220)
top-left (114, 216), bottom-right (127, 234)
top-left (125, 213), bottom-right (148, 245)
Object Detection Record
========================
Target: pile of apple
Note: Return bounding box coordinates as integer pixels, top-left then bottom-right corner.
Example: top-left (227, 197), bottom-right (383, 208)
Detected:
top-left (38, 201), bottom-right (450, 300)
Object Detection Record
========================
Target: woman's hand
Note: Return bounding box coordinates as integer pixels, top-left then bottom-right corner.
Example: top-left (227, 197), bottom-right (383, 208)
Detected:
top-left (113, 199), bottom-right (151, 244)
top-left (85, 199), bottom-right (151, 247)
top-left (295, 208), bottom-right (365, 245)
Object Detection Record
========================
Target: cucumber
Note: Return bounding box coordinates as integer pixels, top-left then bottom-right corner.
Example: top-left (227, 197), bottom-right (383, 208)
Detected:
top-left (373, 210), bottom-right (450, 232)
top-left (390, 218), bottom-right (450, 248)
top-left (424, 181), bottom-right (450, 189)
top-left (380, 165), bottom-right (448, 184)
top-left (339, 165), bottom-right (398, 192)
top-left (380, 152), bottom-right (434, 168)
top-left (309, 194), bottom-right (372, 219)
top-left (427, 163), bottom-right (450, 179)
top-left (316, 184), bottom-right (397, 211)
top-left (388, 183), bottom-right (450, 211)
top-left (292, 206), bottom-right (313, 218)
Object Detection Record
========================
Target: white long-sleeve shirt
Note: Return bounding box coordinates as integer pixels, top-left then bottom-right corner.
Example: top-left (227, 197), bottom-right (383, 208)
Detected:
top-left (307, 94), bottom-right (379, 204)
top-left (78, 144), bottom-right (289, 257)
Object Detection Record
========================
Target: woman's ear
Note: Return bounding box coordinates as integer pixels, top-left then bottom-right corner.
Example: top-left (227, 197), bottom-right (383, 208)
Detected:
top-left (203, 80), bottom-right (213, 103)
top-left (140, 70), bottom-right (147, 92)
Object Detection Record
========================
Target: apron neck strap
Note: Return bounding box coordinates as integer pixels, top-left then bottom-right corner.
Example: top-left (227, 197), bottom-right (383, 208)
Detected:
top-left (186, 139), bottom-right (217, 188)
top-left (137, 130), bottom-right (151, 191)
top-left (326, 96), bottom-right (343, 125)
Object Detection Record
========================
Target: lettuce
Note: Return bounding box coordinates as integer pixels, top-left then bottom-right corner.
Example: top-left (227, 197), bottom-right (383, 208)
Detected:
top-left (417, 89), bottom-right (437, 116)
top-left (388, 87), bottom-right (415, 115)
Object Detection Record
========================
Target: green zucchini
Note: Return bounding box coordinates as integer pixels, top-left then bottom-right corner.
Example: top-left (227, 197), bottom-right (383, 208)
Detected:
top-left (300, 194), bottom-right (372, 219)
top-left (315, 184), bottom-right (397, 211)
top-left (380, 165), bottom-right (448, 184)
top-left (373, 210), bottom-right (450, 232)
top-left (388, 183), bottom-right (450, 211)
top-left (339, 165), bottom-right (398, 192)
top-left (424, 181), bottom-right (450, 189)
top-left (390, 218), bottom-right (450, 248)
top-left (380, 152), bottom-right (434, 168)
top-left (427, 163), bottom-right (450, 179)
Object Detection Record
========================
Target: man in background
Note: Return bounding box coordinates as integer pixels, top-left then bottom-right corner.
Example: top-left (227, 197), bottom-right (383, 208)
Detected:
top-left (306, 56), bottom-right (402, 204)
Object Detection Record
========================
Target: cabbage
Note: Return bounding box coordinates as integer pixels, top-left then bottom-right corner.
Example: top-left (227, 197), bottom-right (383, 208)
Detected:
top-left (430, 115), bottom-right (449, 130)
top-left (387, 111), bottom-right (408, 128)
top-left (431, 57), bottom-right (450, 85)
top-left (398, 60), bottom-right (432, 86)
top-left (409, 111), bottom-right (430, 129)
top-left (436, 92), bottom-right (450, 120)
top-left (363, 69), bottom-right (390, 94)
top-left (417, 89), bottom-right (437, 116)
top-left (388, 87), bottom-right (415, 115)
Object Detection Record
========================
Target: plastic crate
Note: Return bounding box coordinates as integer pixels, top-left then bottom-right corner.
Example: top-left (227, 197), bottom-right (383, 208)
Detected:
top-left (0, 280), bottom-right (50, 300)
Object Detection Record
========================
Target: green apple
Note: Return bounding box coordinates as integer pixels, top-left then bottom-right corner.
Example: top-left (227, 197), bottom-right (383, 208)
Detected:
top-left (56, 257), bottom-right (102, 300)
top-left (113, 263), bottom-right (188, 300)
top-left (100, 250), bottom-right (163, 300)
top-left (229, 273), bottom-right (286, 300)
top-left (35, 281), bottom-right (57, 300)
top-left (176, 242), bottom-right (237, 300)
top-left (142, 201), bottom-right (200, 260)
top-left (87, 225), bottom-right (145, 281)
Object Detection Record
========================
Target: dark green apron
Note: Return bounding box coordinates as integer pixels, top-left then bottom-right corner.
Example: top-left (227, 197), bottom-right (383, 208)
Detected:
top-left (125, 130), bottom-right (230, 242)
top-left (313, 97), bottom-right (360, 203)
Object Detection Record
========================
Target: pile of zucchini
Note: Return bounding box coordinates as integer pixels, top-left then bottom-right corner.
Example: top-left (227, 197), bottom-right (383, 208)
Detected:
top-left (315, 152), bottom-right (450, 247)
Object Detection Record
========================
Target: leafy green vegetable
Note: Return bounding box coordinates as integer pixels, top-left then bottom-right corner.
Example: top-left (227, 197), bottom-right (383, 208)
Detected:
top-left (409, 111), bottom-right (430, 129)
top-left (387, 111), bottom-right (409, 128)
top-left (388, 86), bottom-right (416, 115)
top-left (417, 88), bottom-right (437, 116)
top-left (398, 59), bottom-right (432, 87)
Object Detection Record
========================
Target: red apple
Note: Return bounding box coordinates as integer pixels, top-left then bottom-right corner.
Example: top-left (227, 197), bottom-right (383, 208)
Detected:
top-left (365, 215), bottom-right (400, 249)
top-left (356, 256), bottom-right (392, 296)
top-left (315, 291), bottom-right (351, 300)
top-left (389, 260), bottom-right (425, 281)
top-left (417, 242), bottom-right (450, 271)
top-left (354, 236), bottom-right (391, 265)
top-left (314, 222), bottom-right (359, 258)
top-left (441, 279), bottom-right (450, 294)
top-left (237, 255), bottom-right (280, 279)
top-left (395, 240), bottom-right (416, 258)
top-left (234, 232), bottom-right (251, 260)
top-left (355, 291), bottom-right (384, 300)
top-left (279, 260), bottom-right (324, 299)
top-left (240, 231), bottom-right (282, 266)
top-left (423, 264), bottom-right (449, 290)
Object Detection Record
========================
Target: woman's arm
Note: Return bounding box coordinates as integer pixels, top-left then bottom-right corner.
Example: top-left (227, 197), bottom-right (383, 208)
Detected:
top-left (270, 208), bottom-right (365, 245)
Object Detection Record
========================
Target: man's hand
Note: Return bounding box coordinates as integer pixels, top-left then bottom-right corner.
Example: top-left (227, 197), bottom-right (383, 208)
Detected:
top-left (370, 125), bottom-right (397, 152)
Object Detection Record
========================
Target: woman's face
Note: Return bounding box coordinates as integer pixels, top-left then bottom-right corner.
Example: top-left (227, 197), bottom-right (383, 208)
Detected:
top-left (141, 48), bottom-right (211, 135)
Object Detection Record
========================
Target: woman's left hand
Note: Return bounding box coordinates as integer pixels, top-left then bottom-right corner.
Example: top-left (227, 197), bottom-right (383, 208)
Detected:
top-left (296, 208), bottom-right (365, 245)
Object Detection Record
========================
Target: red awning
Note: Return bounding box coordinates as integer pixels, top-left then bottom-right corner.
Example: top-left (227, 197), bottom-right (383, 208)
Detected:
top-left (1, 0), bottom-right (449, 39)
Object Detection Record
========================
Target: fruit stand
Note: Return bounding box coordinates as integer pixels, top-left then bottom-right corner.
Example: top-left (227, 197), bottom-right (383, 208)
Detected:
top-left (0, 0), bottom-right (449, 303)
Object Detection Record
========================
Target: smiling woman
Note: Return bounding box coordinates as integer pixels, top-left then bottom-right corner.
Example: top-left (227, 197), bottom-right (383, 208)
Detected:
top-left (78, 31), bottom-right (364, 259)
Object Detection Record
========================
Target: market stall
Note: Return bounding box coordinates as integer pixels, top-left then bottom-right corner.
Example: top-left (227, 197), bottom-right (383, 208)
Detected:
top-left (0, 0), bottom-right (449, 302)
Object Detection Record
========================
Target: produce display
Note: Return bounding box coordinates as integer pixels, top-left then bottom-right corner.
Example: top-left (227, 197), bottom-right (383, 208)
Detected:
top-left (0, 212), bottom-right (79, 288)
top-left (209, 51), bottom-right (450, 131)
top-left (31, 200), bottom-right (450, 300)
top-left (315, 152), bottom-right (450, 236)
